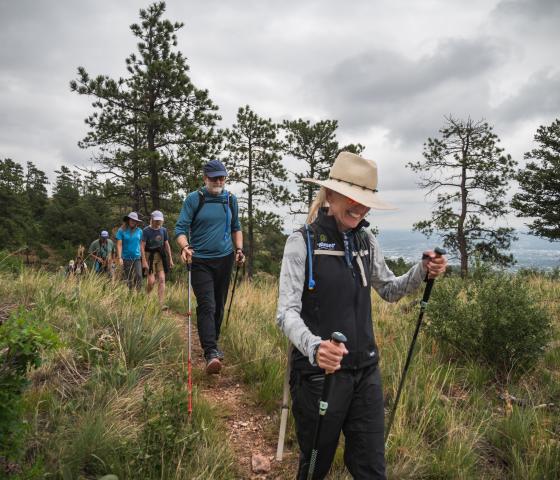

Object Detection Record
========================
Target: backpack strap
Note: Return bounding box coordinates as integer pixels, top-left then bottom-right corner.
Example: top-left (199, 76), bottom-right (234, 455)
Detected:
top-left (191, 189), bottom-right (235, 231)
top-left (302, 224), bottom-right (316, 290)
top-left (191, 189), bottom-right (206, 225)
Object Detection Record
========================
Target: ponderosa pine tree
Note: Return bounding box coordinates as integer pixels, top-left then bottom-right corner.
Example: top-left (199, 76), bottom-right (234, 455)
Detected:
top-left (282, 118), bottom-right (363, 213)
top-left (408, 116), bottom-right (517, 277)
top-left (25, 162), bottom-right (48, 220)
top-left (70, 2), bottom-right (221, 212)
top-left (0, 159), bottom-right (32, 248)
top-left (42, 167), bottom-right (113, 253)
top-left (224, 105), bottom-right (290, 278)
top-left (511, 119), bottom-right (560, 241)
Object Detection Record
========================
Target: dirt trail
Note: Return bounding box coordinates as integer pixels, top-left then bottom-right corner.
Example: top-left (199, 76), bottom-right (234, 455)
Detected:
top-left (169, 311), bottom-right (298, 479)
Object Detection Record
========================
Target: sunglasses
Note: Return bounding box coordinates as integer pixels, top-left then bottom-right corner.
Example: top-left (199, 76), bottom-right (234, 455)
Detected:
top-left (208, 176), bottom-right (226, 182)
top-left (340, 194), bottom-right (365, 208)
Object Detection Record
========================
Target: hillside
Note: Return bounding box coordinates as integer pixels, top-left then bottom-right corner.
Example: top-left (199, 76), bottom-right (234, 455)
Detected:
top-left (1, 268), bottom-right (559, 479)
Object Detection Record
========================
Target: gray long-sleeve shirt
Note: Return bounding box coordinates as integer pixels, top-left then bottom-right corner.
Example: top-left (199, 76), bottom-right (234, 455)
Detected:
top-left (276, 230), bottom-right (427, 365)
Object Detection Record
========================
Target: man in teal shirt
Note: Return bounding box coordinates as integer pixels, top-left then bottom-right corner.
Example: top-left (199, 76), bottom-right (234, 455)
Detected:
top-left (175, 160), bottom-right (245, 374)
top-left (88, 230), bottom-right (115, 275)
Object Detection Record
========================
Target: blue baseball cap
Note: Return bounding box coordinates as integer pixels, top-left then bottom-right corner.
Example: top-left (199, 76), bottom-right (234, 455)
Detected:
top-left (203, 160), bottom-right (228, 178)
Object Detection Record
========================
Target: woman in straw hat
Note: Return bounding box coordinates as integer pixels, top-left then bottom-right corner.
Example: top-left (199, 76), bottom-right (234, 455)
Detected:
top-left (277, 152), bottom-right (447, 479)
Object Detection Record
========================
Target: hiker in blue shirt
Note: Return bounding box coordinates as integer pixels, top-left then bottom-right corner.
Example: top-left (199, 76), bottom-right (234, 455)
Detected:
top-left (175, 160), bottom-right (245, 374)
top-left (116, 211), bottom-right (144, 291)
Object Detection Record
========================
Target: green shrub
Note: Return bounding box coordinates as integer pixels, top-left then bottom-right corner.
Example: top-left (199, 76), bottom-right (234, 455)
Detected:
top-left (0, 250), bottom-right (24, 274)
top-left (426, 268), bottom-right (552, 378)
top-left (385, 257), bottom-right (414, 276)
top-left (0, 308), bottom-right (59, 461)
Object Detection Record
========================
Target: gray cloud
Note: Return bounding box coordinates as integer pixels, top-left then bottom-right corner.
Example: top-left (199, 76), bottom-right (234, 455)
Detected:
top-left (494, 69), bottom-right (560, 123)
top-left (492, 0), bottom-right (560, 22)
top-left (310, 37), bottom-right (506, 144)
top-left (0, 0), bottom-right (558, 230)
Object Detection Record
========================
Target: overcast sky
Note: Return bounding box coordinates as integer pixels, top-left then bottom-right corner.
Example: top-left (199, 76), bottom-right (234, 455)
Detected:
top-left (1, 0), bottom-right (559, 231)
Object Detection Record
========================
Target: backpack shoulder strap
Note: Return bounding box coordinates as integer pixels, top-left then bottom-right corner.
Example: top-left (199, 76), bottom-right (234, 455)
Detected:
top-left (299, 224), bottom-right (317, 290)
top-left (191, 189), bottom-right (205, 224)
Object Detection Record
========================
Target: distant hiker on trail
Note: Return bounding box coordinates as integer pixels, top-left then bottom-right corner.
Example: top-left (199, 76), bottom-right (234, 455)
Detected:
top-left (66, 245), bottom-right (88, 277)
top-left (175, 159), bottom-right (245, 375)
top-left (88, 230), bottom-right (115, 276)
top-left (141, 210), bottom-right (174, 307)
top-left (116, 211), bottom-right (144, 291)
top-left (277, 152), bottom-right (447, 479)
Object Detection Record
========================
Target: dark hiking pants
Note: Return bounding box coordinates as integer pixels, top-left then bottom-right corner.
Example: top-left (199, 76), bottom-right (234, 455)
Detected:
top-left (191, 253), bottom-right (234, 358)
top-left (290, 364), bottom-right (386, 480)
top-left (123, 259), bottom-right (142, 291)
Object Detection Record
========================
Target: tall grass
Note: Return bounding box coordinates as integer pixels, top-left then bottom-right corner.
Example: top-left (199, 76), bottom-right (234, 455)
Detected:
top-left (220, 274), bottom-right (560, 479)
top-left (0, 269), bottom-right (236, 479)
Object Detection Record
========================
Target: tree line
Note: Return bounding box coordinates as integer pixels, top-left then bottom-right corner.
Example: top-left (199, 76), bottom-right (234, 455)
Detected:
top-left (2, 2), bottom-right (559, 277)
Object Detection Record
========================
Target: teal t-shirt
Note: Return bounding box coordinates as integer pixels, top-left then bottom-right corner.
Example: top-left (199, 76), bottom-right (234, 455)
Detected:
top-left (174, 188), bottom-right (241, 259)
top-left (116, 227), bottom-right (143, 260)
top-left (88, 238), bottom-right (115, 259)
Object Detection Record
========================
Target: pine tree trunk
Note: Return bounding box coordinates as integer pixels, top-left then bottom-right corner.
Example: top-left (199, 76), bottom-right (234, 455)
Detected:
top-left (248, 143), bottom-right (254, 279)
top-left (148, 130), bottom-right (159, 211)
top-left (132, 154), bottom-right (141, 212)
top-left (458, 139), bottom-right (469, 278)
top-left (308, 159), bottom-right (315, 208)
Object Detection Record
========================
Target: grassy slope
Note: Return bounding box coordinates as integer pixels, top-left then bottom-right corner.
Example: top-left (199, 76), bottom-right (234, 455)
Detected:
top-left (3, 268), bottom-right (558, 479)
top-left (0, 270), bottom-right (235, 479)
top-left (213, 276), bottom-right (560, 480)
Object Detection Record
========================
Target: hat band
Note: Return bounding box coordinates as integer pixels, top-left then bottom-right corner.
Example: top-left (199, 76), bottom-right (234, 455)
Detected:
top-left (329, 176), bottom-right (378, 193)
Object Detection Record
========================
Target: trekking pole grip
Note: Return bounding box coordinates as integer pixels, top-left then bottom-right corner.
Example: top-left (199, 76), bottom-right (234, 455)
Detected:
top-left (330, 331), bottom-right (347, 347)
top-left (422, 247), bottom-right (446, 300)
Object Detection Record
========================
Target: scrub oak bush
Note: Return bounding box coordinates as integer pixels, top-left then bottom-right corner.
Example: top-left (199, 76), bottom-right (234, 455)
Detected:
top-left (425, 268), bottom-right (552, 378)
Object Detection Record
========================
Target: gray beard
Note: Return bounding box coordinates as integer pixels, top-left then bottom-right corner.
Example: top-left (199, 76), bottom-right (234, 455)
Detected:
top-left (207, 186), bottom-right (223, 195)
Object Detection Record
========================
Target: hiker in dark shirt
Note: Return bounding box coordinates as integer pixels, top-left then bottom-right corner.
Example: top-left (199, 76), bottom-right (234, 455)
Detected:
top-left (141, 210), bottom-right (174, 307)
top-left (175, 160), bottom-right (245, 374)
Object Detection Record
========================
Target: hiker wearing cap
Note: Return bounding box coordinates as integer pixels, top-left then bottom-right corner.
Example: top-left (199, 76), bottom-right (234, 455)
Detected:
top-left (88, 230), bottom-right (115, 275)
top-left (141, 210), bottom-right (174, 306)
top-left (116, 212), bottom-right (144, 290)
top-left (175, 160), bottom-right (245, 374)
top-left (277, 152), bottom-right (447, 479)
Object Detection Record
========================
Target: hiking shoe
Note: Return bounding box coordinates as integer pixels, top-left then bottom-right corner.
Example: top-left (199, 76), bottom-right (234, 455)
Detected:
top-left (217, 349), bottom-right (225, 361)
top-left (205, 351), bottom-right (222, 375)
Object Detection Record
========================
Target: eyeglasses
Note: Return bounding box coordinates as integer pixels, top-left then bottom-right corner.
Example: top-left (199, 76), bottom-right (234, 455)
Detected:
top-left (208, 176), bottom-right (226, 182)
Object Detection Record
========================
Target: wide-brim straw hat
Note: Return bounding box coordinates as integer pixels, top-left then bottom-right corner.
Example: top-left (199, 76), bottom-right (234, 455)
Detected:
top-left (303, 152), bottom-right (397, 210)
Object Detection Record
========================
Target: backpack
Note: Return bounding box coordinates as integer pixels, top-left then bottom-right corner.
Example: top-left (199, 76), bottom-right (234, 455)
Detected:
top-left (191, 189), bottom-right (236, 241)
top-left (300, 222), bottom-right (371, 291)
top-left (192, 189), bottom-right (235, 224)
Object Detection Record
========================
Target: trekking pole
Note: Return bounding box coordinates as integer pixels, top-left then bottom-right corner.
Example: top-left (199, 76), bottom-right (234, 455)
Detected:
top-left (225, 263), bottom-right (240, 327)
top-left (306, 331), bottom-right (347, 480)
top-left (186, 261), bottom-right (193, 417)
top-left (385, 247), bottom-right (446, 443)
top-left (276, 344), bottom-right (292, 461)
